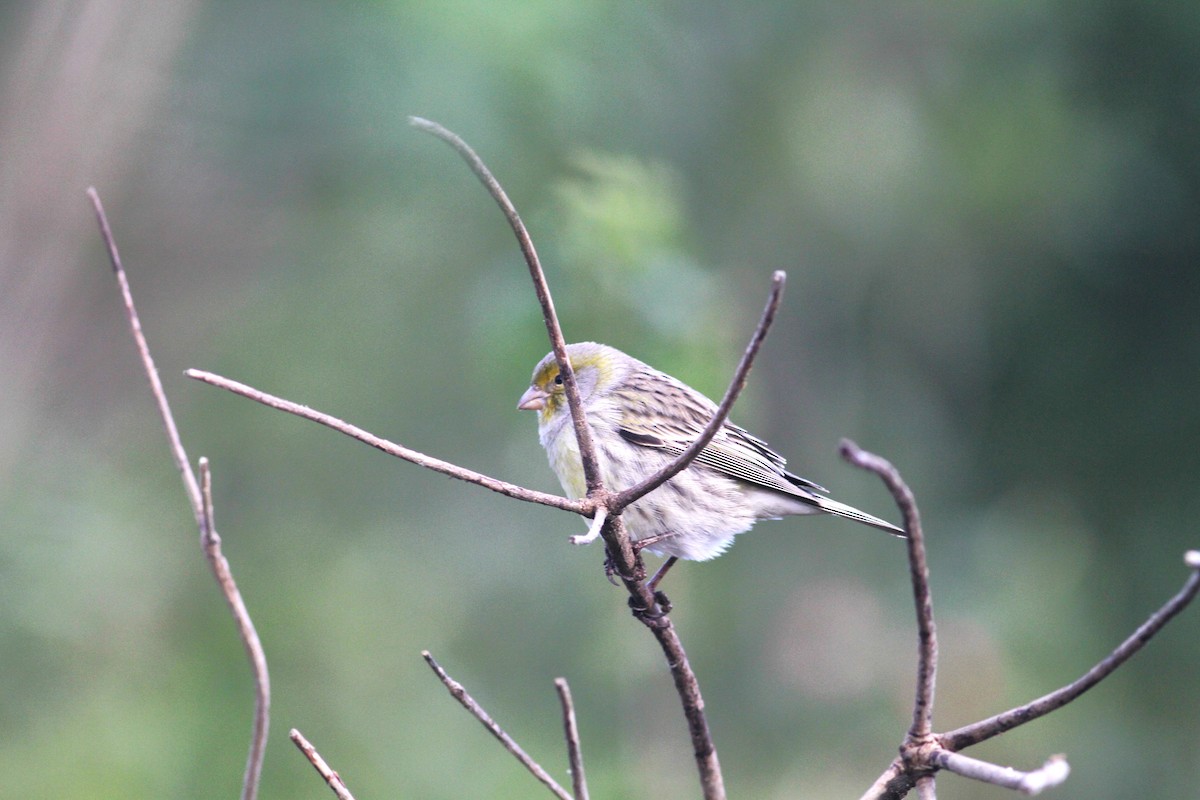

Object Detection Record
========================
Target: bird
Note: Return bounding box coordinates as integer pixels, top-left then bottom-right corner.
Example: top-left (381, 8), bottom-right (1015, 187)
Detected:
top-left (517, 342), bottom-right (903, 586)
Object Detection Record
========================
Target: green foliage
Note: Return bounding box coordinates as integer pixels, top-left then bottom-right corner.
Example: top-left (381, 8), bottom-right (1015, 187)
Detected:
top-left (2, 2), bottom-right (1198, 797)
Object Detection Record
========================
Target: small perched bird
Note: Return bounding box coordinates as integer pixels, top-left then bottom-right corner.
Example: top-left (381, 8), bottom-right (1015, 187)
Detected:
top-left (518, 342), bottom-right (903, 584)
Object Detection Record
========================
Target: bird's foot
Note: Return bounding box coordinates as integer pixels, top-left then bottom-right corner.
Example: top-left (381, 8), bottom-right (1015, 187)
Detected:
top-left (604, 550), bottom-right (645, 585)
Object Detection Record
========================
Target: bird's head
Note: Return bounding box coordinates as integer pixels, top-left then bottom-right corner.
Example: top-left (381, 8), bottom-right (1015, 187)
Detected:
top-left (517, 342), bottom-right (626, 426)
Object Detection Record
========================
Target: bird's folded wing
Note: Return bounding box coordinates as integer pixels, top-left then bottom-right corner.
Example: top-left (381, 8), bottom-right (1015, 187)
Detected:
top-left (617, 418), bottom-right (827, 497)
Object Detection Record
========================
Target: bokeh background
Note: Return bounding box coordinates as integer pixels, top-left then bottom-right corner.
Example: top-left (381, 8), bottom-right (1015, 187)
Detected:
top-left (2, 2), bottom-right (1198, 798)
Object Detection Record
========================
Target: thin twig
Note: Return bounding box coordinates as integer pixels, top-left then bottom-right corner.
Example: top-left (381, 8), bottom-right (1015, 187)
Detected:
top-left (185, 369), bottom-right (589, 515)
top-left (931, 751), bottom-right (1069, 796)
top-left (555, 678), bottom-right (589, 800)
top-left (200, 459), bottom-right (271, 797)
top-left (408, 116), bottom-right (602, 497)
top-left (423, 651), bottom-right (573, 800)
top-left (89, 187), bottom-right (270, 800)
top-left (89, 188), bottom-right (203, 522)
top-left (914, 774), bottom-right (937, 800)
top-left (610, 270), bottom-right (787, 513)
top-left (290, 729), bottom-right (357, 800)
top-left (942, 551), bottom-right (1200, 750)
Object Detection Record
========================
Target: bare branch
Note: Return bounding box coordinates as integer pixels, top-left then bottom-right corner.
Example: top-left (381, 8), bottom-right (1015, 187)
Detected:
top-left (942, 551), bottom-right (1200, 750)
top-left (88, 187), bottom-right (203, 521)
top-left (914, 774), bottom-right (937, 800)
top-left (89, 187), bottom-right (270, 800)
top-left (845, 432), bottom-right (1199, 800)
top-left (839, 440), bottom-right (933, 737)
top-left (859, 760), bottom-right (909, 800)
top-left (185, 368), bottom-right (589, 516)
top-left (931, 751), bottom-right (1069, 796)
top-left (290, 729), bottom-right (357, 800)
top-left (555, 678), bottom-right (588, 800)
top-left (409, 116), bottom-right (602, 497)
top-left (423, 651), bottom-right (574, 800)
top-left (200, 458), bottom-right (270, 797)
top-left (610, 270), bottom-right (787, 513)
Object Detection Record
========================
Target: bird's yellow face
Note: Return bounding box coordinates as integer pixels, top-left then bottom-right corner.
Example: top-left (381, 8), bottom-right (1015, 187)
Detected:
top-left (517, 358), bottom-right (568, 424)
top-left (517, 343), bottom-right (623, 427)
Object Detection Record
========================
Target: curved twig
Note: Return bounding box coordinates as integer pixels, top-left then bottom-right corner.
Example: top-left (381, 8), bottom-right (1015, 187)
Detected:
top-left (89, 187), bottom-right (270, 800)
top-left (839, 440), bottom-right (933, 738)
top-left (409, 116), bottom-right (602, 497)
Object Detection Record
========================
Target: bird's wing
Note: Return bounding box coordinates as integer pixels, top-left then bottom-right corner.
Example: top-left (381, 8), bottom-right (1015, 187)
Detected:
top-left (617, 406), bottom-right (827, 497)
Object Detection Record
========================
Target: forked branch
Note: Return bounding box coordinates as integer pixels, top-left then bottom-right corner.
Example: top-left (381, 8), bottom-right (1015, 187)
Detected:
top-left (89, 188), bottom-right (271, 800)
top-left (843, 440), bottom-right (1200, 799)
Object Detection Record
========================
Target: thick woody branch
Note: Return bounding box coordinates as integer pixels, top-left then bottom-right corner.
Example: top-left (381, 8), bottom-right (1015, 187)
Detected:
top-left (424, 651), bottom-right (574, 800)
top-left (185, 369), bottom-right (588, 516)
top-left (290, 729), bottom-right (357, 800)
top-left (89, 187), bottom-right (270, 800)
top-left (610, 270), bottom-right (786, 513)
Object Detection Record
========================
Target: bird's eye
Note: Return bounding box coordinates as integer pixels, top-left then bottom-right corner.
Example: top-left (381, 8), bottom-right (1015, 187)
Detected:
top-left (553, 374), bottom-right (564, 386)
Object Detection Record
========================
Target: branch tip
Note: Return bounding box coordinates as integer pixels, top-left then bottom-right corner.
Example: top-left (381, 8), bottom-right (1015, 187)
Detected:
top-left (1019, 756), bottom-right (1070, 796)
top-left (1186, 550), bottom-right (1200, 569)
top-left (291, 728), bottom-right (357, 800)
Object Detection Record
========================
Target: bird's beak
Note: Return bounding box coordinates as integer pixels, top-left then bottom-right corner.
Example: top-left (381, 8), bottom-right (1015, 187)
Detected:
top-left (517, 385), bottom-right (548, 411)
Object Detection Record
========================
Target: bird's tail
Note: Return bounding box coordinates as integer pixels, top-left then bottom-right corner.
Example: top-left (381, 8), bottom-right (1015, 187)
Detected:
top-left (810, 495), bottom-right (906, 537)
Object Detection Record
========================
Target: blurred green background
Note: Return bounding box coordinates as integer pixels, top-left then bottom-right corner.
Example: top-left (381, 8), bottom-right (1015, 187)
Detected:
top-left (2, 2), bottom-right (1198, 798)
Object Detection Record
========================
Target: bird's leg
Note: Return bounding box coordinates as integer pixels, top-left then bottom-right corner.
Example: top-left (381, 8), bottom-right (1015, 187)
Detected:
top-left (628, 567), bottom-right (674, 617)
top-left (631, 530), bottom-right (680, 551)
top-left (646, 556), bottom-right (679, 594)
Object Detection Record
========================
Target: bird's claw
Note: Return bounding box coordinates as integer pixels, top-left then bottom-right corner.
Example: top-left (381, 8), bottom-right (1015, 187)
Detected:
top-left (604, 551), bottom-right (644, 585)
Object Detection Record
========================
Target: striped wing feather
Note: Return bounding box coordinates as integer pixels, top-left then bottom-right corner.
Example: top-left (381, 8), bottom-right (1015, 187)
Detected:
top-left (613, 371), bottom-right (826, 498)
